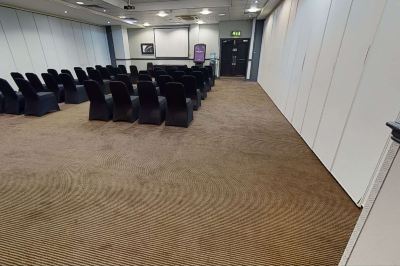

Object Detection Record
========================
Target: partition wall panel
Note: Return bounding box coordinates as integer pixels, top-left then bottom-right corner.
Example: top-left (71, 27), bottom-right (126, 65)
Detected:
top-left (258, 0), bottom-right (399, 205)
top-left (0, 6), bottom-right (110, 88)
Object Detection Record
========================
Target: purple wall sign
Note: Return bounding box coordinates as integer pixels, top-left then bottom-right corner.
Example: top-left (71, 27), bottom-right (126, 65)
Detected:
top-left (194, 44), bottom-right (206, 63)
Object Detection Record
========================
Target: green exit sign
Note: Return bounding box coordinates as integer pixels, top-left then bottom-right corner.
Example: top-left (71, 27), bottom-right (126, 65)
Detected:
top-left (231, 31), bottom-right (241, 37)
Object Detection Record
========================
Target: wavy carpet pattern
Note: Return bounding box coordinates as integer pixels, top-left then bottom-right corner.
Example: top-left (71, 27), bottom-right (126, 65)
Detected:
top-left (0, 78), bottom-right (360, 265)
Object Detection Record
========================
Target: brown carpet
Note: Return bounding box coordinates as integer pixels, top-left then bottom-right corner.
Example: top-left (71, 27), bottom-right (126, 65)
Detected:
top-left (0, 78), bottom-right (360, 265)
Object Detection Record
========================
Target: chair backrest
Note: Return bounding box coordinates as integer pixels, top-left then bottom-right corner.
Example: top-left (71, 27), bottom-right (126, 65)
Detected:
top-left (192, 71), bottom-right (205, 89)
top-left (74, 67), bottom-right (82, 71)
top-left (110, 81), bottom-right (132, 106)
top-left (147, 62), bottom-right (154, 71)
top-left (155, 70), bottom-right (167, 79)
top-left (130, 65), bottom-right (139, 77)
top-left (41, 73), bottom-right (58, 93)
top-left (165, 82), bottom-right (187, 110)
top-left (106, 65), bottom-right (119, 76)
top-left (99, 67), bottom-right (112, 80)
top-left (87, 69), bottom-right (104, 86)
top-left (11, 72), bottom-right (25, 84)
top-left (26, 73), bottom-right (45, 92)
top-left (95, 65), bottom-right (102, 71)
top-left (139, 70), bottom-right (149, 76)
top-left (14, 78), bottom-right (38, 99)
top-left (177, 65), bottom-right (188, 71)
top-left (61, 69), bottom-right (74, 78)
top-left (166, 67), bottom-right (178, 76)
top-left (86, 67), bottom-right (95, 72)
top-left (205, 65), bottom-right (213, 78)
top-left (138, 81), bottom-right (159, 108)
top-left (191, 66), bottom-right (200, 71)
top-left (139, 74), bottom-right (152, 82)
top-left (118, 65), bottom-right (128, 75)
top-left (0, 78), bottom-right (18, 99)
top-left (47, 69), bottom-right (61, 84)
top-left (84, 80), bottom-right (107, 103)
top-left (59, 73), bottom-right (77, 92)
top-left (200, 67), bottom-right (210, 81)
top-left (180, 75), bottom-right (197, 98)
top-left (116, 74), bottom-right (135, 95)
top-left (184, 68), bottom-right (193, 75)
top-left (157, 75), bottom-right (173, 96)
top-left (172, 71), bottom-right (185, 81)
top-left (75, 68), bottom-right (89, 84)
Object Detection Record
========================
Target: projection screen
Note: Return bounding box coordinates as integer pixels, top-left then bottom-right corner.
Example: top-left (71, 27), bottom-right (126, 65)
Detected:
top-left (154, 28), bottom-right (189, 58)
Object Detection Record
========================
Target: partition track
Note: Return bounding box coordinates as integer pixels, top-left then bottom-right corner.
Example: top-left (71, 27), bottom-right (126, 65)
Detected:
top-left (0, 78), bottom-right (359, 265)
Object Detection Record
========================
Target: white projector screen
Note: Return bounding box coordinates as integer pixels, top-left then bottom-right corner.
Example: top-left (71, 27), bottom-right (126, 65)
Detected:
top-left (154, 28), bottom-right (189, 58)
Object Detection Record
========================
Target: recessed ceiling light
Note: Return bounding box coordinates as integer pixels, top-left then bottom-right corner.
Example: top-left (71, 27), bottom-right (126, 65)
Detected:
top-left (64, 10), bottom-right (68, 14)
top-left (157, 11), bottom-right (168, 17)
top-left (143, 22), bottom-right (151, 27)
top-left (246, 6), bottom-right (261, 13)
top-left (76, 1), bottom-right (84, 4)
top-left (103, 9), bottom-right (106, 12)
top-left (200, 8), bottom-right (212, 15)
top-left (197, 20), bottom-right (205, 24)
top-left (219, 13), bottom-right (226, 16)
top-left (107, 21), bottom-right (110, 24)
top-left (119, 15), bottom-right (126, 19)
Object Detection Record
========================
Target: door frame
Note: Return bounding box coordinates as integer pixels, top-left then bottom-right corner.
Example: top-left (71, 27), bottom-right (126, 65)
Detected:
top-left (219, 38), bottom-right (251, 77)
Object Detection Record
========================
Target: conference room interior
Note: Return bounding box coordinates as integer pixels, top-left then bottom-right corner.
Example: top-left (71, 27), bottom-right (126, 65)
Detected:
top-left (0, 0), bottom-right (399, 265)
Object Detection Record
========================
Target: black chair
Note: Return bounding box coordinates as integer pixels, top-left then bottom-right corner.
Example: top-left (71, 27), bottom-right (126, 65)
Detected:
top-left (84, 80), bottom-right (113, 121)
top-left (157, 75), bottom-right (173, 97)
top-left (177, 65), bottom-right (188, 72)
top-left (75, 68), bottom-right (89, 85)
top-left (139, 70), bottom-right (149, 76)
top-left (95, 65), bottom-right (102, 71)
top-left (0, 92), bottom-right (3, 113)
top-left (74, 67), bottom-right (82, 71)
top-left (47, 69), bottom-right (62, 84)
top-left (110, 81), bottom-right (139, 122)
top-left (41, 73), bottom-right (65, 103)
top-left (185, 68), bottom-right (193, 75)
top-left (191, 66), bottom-right (200, 71)
top-left (139, 74), bottom-right (152, 82)
top-left (165, 82), bottom-right (193, 128)
top-left (61, 69), bottom-right (79, 84)
top-left (87, 69), bottom-right (109, 94)
top-left (180, 75), bottom-right (201, 111)
top-left (26, 73), bottom-right (48, 92)
top-left (155, 70), bottom-right (167, 80)
top-left (147, 62), bottom-right (154, 77)
top-left (14, 78), bottom-right (59, 116)
top-left (116, 74), bottom-right (138, 96)
top-left (118, 65), bottom-right (128, 75)
top-left (192, 71), bottom-right (207, 100)
top-left (205, 65), bottom-right (215, 86)
top-left (166, 67), bottom-right (178, 77)
top-left (11, 72), bottom-right (25, 86)
top-left (137, 81), bottom-right (166, 125)
top-left (130, 65), bottom-right (139, 83)
top-left (0, 78), bottom-right (25, 114)
top-left (200, 68), bottom-right (211, 92)
top-left (59, 73), bottom-right (88, 104)
top-left (100, 67), bottom-right (113, 80)
top-left (86, 67), bottom-right (95, 73)
top-left (172, 71), bottom-right (185, 82)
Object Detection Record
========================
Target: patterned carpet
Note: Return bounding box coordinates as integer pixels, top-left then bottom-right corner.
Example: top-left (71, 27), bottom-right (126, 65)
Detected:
top-left (0, 78), bottom-right (360, 265)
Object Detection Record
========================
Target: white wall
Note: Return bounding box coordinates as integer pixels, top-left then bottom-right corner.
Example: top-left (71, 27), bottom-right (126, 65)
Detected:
top-left (124, 24), bottom-right (220, 71)
top-left (0, 6), bottom-right (110, 89)
top-left (258, 0), bottom-right (400, 205)
top-left (112, 25), bottom-right (131, 67)
top-left (218, 20), bottom-right (253, 39)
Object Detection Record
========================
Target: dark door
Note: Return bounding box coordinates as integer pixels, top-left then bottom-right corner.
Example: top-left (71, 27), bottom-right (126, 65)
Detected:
top-left (220, 38), bottom-right (250, 77)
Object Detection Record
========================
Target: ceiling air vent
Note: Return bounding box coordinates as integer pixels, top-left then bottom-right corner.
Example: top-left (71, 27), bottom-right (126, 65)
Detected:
top-left (82, 4), bottom-right (104, 9)
top-left (176, 15), bottom-right (199, 21)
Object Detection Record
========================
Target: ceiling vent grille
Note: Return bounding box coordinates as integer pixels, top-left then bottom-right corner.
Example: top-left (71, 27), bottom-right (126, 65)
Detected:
top-left (176, 15), bottom-right (199, 21)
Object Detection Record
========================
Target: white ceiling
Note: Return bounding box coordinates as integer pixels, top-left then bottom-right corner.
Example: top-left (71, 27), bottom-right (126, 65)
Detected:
top-left (0, 0), bottom-right (271, 27)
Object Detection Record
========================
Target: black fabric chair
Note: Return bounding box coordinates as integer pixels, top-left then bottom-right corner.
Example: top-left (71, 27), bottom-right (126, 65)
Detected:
top-left (84, 80), bottom-right (113, 121)
top-left (75, 68), bottom-right (89, 85)
top-left (14, 78), bottom-right (59, 116)
top-left (0, 78), bottom-right (25, 114)
top-left (172, 71), bottom-right (185, 82)
top-left (191, 66), bottom-right (200, 71)
top-left (155, 70), bottom-right (167, 80)
top-left (205, 65), bottom-right (215, 86)
top-left (87, 69), bottom-right (110, 94)
top-left (59, 73), bottom-right (88, 104)
top-left (139, 70), bottom-right (149, 76)
top-left (192, 71), bottom-right (207, 100)
top-left (41, 73), bottom-right (65, 103)
top-left (118, 65), bottom-right (128, 75)
top-left (137, 81), bottom-right (166, 125)
top-left (165, 82), bottom-right (193, 128)
top-left (185, 68), bottom-right (193, 75)
top-left (166, 67), bottom-right (178, 77)
top-left (95, 65), bottom-right (102, 71)
top-left (116, 74), bottom-right (138, 96)
top-left (180, 75), bottom-right (201, 111)
top-left (100, 67), bottom-right (113, 80)
top-left (177, 65), bottom-right (188, 72)
top-left (157, 75), bottom-right (173, 97)
top-left (86, 67), bottom-right (95, 72)
top-left (74, 67), bottom-right (82, 71)
top-left (61, 69), bottom-right (79, 84)
top-left (147, 62), bottom-right (154, 77)
top-left (109, 81), bottom-right (139, 122)
top-left (11, 72), bottom-right (25, 83)
top-left (200, 68), bottom-right (212, 92)
top-left (47, 69), bottom-right (62, 84)
top-left (130, 65), bottom-right (139, 83)
top-left (139, 74), bottom-right (152, 82)
top-left (0, 92), bottom-right (4, 113)
top-left (26, 73), bottom-right (48, 92)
